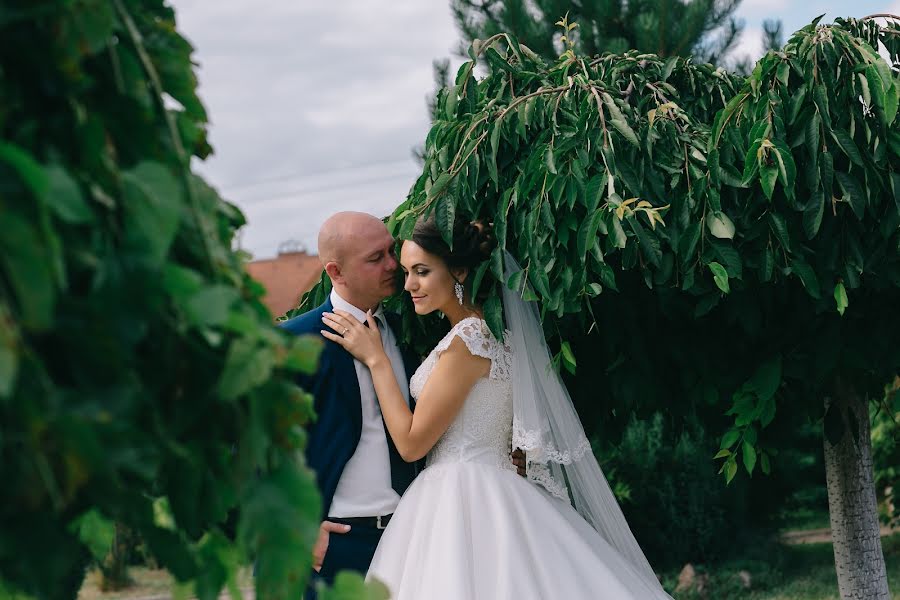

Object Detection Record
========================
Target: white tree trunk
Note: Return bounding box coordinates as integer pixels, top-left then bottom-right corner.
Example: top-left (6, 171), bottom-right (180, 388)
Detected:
top-left (823, 381), bottom-right (891, 600)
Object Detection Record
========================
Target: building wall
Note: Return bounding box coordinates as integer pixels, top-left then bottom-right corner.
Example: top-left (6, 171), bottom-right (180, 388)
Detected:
top-left (246, 252), bottom-right (323, 319)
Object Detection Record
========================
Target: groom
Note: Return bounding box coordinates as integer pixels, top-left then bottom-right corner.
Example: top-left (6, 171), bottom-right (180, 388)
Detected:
top-left (279, 212), bottom-right (421, 594)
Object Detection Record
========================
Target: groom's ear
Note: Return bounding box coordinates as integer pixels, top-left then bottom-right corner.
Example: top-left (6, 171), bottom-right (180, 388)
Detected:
top-left (324, 261), bottom-right (342, 283)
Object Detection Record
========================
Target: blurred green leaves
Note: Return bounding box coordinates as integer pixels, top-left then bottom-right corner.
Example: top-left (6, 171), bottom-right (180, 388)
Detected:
top-left (0, 2), bottom-right (327, 599)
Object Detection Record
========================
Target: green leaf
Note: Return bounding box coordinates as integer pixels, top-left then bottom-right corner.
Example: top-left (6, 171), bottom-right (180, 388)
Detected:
top-left (426, 172), bottom-right (453, 203)
top-left (45, 165), bottom-right (93, 223)
top-left (884, 82), bottom-right (899, 126)
top-left (760, 453), bottom-right (771, 475)
top-left (219, 338), bottom-right (275, 401)
top-left (790, 259), bottom-right (820, 299)
top-left (759, 163), bottom-right (778, 200)
top-left (830, 129), bottom-right (864, 166)
top-left (544, 145), bottom-right (558, 174)
top-left (488, 120), bottom-right (501, 185)
top-left (771, 140), bottom-right (797, 197)
top-left (721, 428), bottom-right (740, 449)
top-left (0, 142), bottom-right (48, 199)
top-left (608, 213), bottom-right (627, 249)
top-left (471, 261), bottom-right (492, 301)
top-left (560, 340), bottom-right (577, 373)
top-left (483, 293), bottom-right (504, 342)
top-left (714, 449), bottom-right (732, 459)
top-left (803, 190), bottom-right (825, 239)
top-left (678, 222), bottom-right (701, 263)
top-left (835, 171), bottom-right (866, 219)
top-left (748, 356), bottom-right (781, 400)
top-left (768, 213), bottom-right (790, 250)
top-left (0, 213), bottom-right (56, 330)
top-left (506, 269), bottom-right (524, 293)
top-left (834, 281), bottom-right (848, 316)
top-left (319, 572), bottom-right (390, 600)
top-left (444, 85), bottom-right (458, 120)
top-left (708, 262), bottom-right (730, 293)
top-left (893, 172), bottom-right (900, 216)
top-left (577, 210), bottom-right (603, 260)
top-left (725, 458), bottom-right (738, 483)
top-left (183, 285), bottom-right (238, 327)
top-left (284, 336), bottom-right (323, 375)
top-left (601, 92), bottom-right (639, 147)
top-left (758, 395), bottom-right (777, 428)
top-left (434, 194), bottom-right (456, 247)
top-left (742, 441), bottom-right (757, 476)
top-left (583, 174), bottom-right (605, 212)
top-left (706, 211), bottom-right (735, 239)
top-left (818, 150), bottom-right (833, 201)
top-left (71, 509), bottom-right (115, 562)
top-left (122, 161), bottom-right (183, 264)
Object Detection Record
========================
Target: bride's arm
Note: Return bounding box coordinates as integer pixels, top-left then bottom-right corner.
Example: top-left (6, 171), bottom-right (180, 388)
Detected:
top-left (321, 309), bottom-right (489, 462)
top-left (369, 336), bottom-right (488, 462)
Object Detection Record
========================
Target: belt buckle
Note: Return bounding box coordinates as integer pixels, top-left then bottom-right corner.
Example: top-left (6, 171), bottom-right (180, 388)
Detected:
top-left (376, 515), bottom-right (387, 530)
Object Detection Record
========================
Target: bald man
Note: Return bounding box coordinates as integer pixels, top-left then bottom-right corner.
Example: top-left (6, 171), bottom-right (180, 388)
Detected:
top-left (279, 212), bottom-right (421, 595)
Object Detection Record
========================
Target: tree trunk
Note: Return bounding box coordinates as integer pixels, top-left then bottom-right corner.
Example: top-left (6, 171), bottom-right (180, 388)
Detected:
top-left (823, 379), bottom-right (891, 600)
top-left (100, 522), bottom-right (133, 591)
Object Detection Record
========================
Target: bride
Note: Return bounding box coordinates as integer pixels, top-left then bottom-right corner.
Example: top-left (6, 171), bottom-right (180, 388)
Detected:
top-left (320, 217), bottom-right (673, 599)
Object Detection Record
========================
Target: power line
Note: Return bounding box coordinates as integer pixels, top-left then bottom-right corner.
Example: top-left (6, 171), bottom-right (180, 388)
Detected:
top-left (235, 170), bottom-right (418, 207)
top-left (219, 157), bottom-right (415, 193)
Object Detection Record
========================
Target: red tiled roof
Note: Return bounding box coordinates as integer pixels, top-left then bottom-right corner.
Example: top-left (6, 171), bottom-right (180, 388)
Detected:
top-left (247, 252), bottom-right (323, 319)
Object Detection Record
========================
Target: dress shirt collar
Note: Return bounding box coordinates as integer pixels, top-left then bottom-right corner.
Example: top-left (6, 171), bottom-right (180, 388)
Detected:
top-left (330, 288), bottom-right (386, 325)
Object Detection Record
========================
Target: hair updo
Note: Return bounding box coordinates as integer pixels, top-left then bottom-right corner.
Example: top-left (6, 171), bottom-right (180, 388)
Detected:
top-left (411, 216), bottom-right (496, 300)
top-left (411, 217), bottom-right (494, 270)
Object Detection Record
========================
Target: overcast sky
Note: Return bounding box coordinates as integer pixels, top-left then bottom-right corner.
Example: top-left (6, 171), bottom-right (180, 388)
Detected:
top-left (172, 0), bottom-right (899, 259)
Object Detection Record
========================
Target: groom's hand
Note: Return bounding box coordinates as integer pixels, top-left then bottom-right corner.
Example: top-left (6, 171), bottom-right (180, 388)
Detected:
top-left (312, 521), bottom-right (351, 572)
top-left (511, 448), bottom-right (526, 477)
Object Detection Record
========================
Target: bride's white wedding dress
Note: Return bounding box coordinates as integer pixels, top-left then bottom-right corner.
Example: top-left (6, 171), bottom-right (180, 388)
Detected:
top-left (367, 317), bottom-right (672, 599)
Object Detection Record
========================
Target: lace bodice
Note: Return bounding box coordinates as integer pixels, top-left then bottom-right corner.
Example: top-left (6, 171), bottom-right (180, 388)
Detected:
top-left (409, 317), bottom-right (515, 474)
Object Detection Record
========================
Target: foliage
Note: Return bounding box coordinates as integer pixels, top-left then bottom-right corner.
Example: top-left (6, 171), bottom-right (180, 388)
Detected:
top-left (379, 16), bottom-right (900, 483)
top-left (0, 1), bottom-right (327, 598)
top-left (299, 17), bottom-right (900, 498)
top-left (447, 0), bottom-right (744, 65)
top-left (600, 413), bottom-right (763, 567)
top-left (873, 377), bottom-right (900, 527)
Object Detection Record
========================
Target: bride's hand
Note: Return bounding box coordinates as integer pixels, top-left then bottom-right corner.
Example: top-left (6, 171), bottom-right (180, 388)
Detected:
top-left (321, 309), bottom-right (386, 368)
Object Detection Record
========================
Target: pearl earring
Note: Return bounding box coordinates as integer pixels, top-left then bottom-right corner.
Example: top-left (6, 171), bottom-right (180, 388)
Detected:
top-left (454, 281), bottom-right (464, 305)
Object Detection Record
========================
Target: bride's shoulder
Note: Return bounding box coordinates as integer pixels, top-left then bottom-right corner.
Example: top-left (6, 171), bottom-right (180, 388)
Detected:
top-left (433, 317), bottom-right (511, 380)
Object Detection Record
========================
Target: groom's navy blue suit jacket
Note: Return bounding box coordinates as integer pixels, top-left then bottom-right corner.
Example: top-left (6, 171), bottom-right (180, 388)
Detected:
top-left (279, 297), bottom-right (421, 520)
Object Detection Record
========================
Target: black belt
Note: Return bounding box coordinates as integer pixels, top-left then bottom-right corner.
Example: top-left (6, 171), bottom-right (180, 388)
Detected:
top-left (328, 514), bottom-right (393, 530)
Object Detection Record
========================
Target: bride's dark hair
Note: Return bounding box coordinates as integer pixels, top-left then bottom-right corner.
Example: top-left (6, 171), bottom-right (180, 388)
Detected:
top-left (411, 216), bottom-right (496, 302)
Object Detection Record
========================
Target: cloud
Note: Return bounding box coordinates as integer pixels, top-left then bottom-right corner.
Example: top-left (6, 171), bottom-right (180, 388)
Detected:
top-left (171, 0), bottom-right (459, 256)
top-left (731, 26), bottom-right (766, 67)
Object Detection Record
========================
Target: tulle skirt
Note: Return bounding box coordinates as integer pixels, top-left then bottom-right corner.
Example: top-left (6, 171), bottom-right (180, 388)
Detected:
top-left (367, 460), bottom-right (671, 600)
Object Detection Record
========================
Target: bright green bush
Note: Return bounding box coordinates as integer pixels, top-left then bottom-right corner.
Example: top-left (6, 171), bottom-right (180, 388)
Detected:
top-left (0, 2), bottom-right (324, 598)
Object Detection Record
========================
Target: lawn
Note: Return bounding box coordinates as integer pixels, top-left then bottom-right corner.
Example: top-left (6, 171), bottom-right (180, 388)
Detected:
top-left (662, 532), bottom-right (900, 599)
top-left (75, 534), bottom-right (900, 599)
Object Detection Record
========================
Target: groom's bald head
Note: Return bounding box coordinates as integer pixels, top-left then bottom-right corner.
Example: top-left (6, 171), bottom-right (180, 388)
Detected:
top-left (318, 211), bottom-right (386, 264)
top-left (317, 212), bottom-right (398, 310)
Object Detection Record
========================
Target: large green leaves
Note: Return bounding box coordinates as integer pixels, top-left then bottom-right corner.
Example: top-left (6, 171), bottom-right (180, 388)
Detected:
top-left (0, 4), bottom-right (326, 599)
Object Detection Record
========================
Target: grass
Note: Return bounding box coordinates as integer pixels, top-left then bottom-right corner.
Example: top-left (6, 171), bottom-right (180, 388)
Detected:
top-left (74, 535), bottom-right (900, 599)
top-left (661, 532), bottom-right (900, 599)
top-left (77, 568), bottom-right (253, 600)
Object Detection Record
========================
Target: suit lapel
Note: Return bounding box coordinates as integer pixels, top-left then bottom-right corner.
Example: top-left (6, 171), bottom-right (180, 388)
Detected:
top-left (319, 298), bottom-right (363, 436)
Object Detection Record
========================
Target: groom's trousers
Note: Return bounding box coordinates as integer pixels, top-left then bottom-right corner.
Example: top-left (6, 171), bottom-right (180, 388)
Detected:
top-left (305, 519), bottom-right (386, 599)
